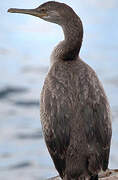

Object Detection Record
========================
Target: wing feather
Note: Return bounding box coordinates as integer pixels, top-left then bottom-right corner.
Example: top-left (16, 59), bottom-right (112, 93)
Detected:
top-left (81, 95), bottom-right (112, 171)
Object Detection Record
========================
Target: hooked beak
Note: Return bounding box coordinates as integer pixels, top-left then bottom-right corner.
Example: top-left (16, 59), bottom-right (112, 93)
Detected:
top-left (8, 8), bottom-right (47, 18)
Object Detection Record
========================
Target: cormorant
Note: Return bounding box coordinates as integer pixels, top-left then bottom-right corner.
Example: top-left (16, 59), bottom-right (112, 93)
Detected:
top-left (8, 2), bottom-right (112, 180)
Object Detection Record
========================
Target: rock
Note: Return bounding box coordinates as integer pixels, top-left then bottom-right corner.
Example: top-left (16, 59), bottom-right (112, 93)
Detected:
top-left (47, 169), bottom-right (118, 180)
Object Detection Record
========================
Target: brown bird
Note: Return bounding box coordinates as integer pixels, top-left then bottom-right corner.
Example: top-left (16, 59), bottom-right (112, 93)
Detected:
top-left (8, 1), bottom-right (112, 180)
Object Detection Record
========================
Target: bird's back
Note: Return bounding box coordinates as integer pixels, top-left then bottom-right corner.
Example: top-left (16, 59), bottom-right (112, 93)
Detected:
top-left (40, 58), bottom-right (112, 179)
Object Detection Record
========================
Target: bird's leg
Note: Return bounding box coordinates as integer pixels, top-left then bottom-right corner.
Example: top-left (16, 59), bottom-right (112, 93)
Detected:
top-left (90, 175), bottom-right (98, 180)
top-left (63, 175), bottom-right (87, 180)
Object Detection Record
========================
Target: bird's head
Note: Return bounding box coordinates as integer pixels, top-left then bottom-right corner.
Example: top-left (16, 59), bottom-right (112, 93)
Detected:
top-left (8, 1), bottom-right (76, 25)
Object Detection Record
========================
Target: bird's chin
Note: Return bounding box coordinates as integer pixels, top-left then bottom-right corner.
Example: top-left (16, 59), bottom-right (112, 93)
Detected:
top-left (42, 16), bottom-right (61, 25)
top-left (42, 15), bottom-right (52, 21)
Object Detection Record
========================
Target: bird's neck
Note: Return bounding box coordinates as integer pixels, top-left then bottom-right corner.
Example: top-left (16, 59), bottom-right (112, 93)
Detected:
top-left (51, 16), bottom-right (83, 64)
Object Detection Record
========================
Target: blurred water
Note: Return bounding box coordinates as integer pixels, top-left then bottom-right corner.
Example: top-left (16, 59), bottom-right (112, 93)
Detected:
top-left (0, 0), bottom-right (118, 179)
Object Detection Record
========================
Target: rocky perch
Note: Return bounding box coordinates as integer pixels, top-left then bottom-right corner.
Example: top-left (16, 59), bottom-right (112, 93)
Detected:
top-left (47, 169), bottom-right (118, 180)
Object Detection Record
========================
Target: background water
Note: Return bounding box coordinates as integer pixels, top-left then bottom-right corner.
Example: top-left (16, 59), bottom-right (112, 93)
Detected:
top-left (0, 0), bottom-right (118, 179)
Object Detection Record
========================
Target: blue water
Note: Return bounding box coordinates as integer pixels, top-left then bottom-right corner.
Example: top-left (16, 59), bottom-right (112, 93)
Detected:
top-left (0, 0), bottom-right (118, 179)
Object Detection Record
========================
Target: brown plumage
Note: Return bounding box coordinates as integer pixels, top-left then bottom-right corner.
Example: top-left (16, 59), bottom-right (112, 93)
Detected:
top-left (8, 1), bottom-right (112, 180)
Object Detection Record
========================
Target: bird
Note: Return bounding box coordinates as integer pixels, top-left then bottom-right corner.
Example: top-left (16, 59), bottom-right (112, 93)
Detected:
top-left (8, 1), bottom-right (112, 180)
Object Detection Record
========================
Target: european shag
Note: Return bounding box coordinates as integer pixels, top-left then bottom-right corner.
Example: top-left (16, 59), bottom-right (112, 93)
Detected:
top-left (8, 2), bottom-right (112, 180)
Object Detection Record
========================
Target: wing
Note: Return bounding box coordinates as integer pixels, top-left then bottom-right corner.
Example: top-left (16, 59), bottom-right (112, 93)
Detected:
top-left (40, 75), bottom-right (71, 178)
top-left (81, 90), bottom-right (112, 172)
top-left (40, 60), bottom-right (112, 176)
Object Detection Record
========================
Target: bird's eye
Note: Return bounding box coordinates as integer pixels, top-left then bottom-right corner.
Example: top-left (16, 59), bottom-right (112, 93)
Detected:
top-left (41, 8), bottom-right (46, 12)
